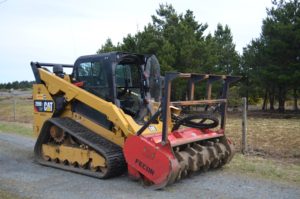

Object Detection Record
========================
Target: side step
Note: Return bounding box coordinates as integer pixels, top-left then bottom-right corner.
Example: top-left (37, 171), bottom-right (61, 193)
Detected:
top-left (34, 117), bottom-right (127, 179)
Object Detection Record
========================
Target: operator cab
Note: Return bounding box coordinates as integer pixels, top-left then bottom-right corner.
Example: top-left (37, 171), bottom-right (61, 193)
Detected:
top-left (73, 52), bottom-right (161, 124)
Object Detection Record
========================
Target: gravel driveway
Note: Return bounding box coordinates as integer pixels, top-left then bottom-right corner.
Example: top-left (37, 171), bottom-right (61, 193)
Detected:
top-left (0, 132), bottom-right (299, 199)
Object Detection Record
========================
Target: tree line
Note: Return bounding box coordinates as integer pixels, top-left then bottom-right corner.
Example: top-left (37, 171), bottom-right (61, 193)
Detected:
top-left (242, 0), bottom-right (299, 112)
top-left (97, 0), bottom-right (299, 112)
top-left (0, 81), bottom-right (34, 90)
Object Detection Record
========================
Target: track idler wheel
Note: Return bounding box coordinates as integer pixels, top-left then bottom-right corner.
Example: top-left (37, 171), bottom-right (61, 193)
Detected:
top-left (49, 125), bottom-right (65, 143)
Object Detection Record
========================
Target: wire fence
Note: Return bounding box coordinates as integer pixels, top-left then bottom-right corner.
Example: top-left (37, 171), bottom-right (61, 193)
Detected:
top-left (0, 90), bottom-right (32, 123)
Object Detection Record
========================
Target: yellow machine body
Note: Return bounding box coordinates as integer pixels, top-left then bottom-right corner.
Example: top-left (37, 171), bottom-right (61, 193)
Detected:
top-left (31, 52), bottom-right (239, 188)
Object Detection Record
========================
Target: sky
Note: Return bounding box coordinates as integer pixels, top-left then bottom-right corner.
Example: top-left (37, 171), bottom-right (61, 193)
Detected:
top-left (0, 0), bottom-right (273, 83)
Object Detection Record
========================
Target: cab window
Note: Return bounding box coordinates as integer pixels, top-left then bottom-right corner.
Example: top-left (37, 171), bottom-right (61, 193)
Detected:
top-left (77, 61), bottom-right (109, 99)
top-left (115, 64), bottom-right (142, 116)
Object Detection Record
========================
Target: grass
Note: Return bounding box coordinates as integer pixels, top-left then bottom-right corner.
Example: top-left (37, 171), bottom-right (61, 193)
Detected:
top-left (226, 115), bottom-right (300, 160)
top-left (0, 121), bottom-right (33, 137)
top-left (0, 189), bottom-right (26, 199)
top-left (0, 96), bottom-right (32, 123)
top-left (226, 153), bottom-right (300, 185)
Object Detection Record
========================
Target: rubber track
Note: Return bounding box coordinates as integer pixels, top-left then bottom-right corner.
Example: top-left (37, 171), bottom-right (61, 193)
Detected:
top-left (34, 117), bottom-right (127, 179)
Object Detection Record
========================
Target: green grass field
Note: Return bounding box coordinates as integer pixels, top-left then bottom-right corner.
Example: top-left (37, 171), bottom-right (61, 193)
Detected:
top-left (0, 121), bottom-right (32, 137)
top-left (0, 189), bottom-right (26, 199)
top-left (226, 154), bottom-right (300, 185)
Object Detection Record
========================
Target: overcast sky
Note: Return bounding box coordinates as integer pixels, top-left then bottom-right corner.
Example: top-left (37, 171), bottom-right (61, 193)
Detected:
top-left (0, 0), bottom-right (272, 83)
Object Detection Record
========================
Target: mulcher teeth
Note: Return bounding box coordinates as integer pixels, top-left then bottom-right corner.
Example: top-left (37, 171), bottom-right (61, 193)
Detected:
top-left (173, 139), bottom-right (234, 182)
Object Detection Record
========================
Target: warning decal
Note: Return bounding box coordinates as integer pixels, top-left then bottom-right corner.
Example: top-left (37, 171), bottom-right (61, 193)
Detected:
top-left (34, 100), bottom-right (54, 113)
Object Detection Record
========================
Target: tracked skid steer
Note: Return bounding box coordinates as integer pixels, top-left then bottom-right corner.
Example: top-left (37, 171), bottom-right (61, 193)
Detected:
top-left (31, 52), bottom-right (240, 189)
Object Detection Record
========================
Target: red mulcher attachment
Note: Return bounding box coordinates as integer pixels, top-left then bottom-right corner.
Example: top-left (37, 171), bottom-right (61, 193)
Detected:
top-left (123, 73), bottom-right (240, 189)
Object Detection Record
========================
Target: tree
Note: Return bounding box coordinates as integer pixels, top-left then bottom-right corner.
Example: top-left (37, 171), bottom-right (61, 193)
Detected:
top-left (0, 81), bottom-right (34, 90)
top-left (241, 39), bottom-right (266, 109)
top-left (242, 0), bottom-right (300, 112)
top-left (151, 5), bottom-right (208, 73)
top-left (96, 38), bottom-right (119, 53)
top-left (96, 4), bottom-right (241, 100)
top-left (213, 24), bottom-right (240, 75)
top-left (121, 34), bottom-right (138, 53)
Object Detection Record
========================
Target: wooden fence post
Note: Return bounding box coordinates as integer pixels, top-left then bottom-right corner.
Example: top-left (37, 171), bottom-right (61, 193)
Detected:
top-left (11, 89), bottom-right (16, 121)
top-left (242, 97), bottom-right (248, 154)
